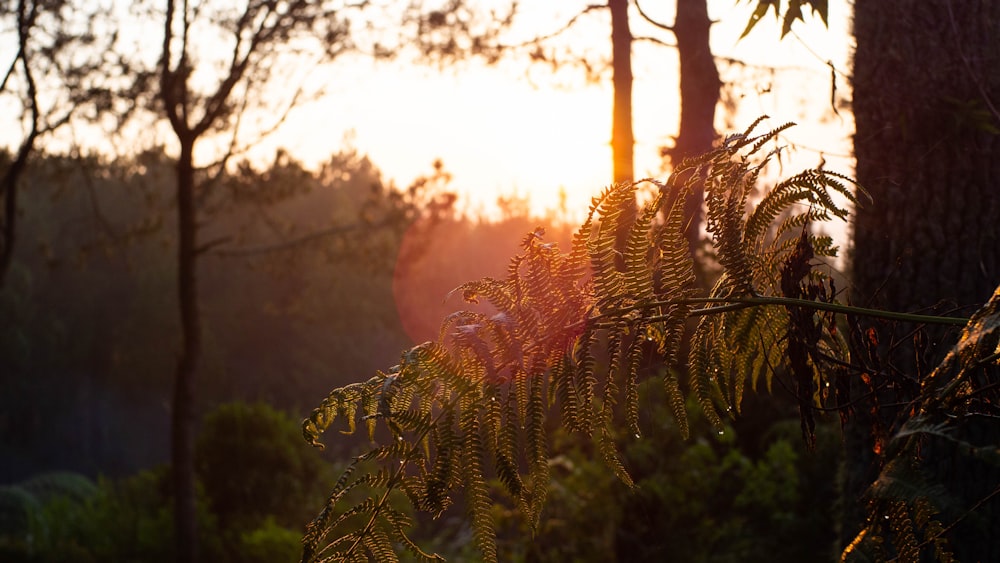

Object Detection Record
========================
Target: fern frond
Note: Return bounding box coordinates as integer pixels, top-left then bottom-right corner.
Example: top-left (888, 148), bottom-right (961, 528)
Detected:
top-left (622, 192), bottom-right (661, 299)
top-left (663, 369), bottom-right (690, 439)
top-left (304, 376), bottom-right (380, 448)
top-left (420, 407), bottom-right (458, 515)
top-left (653, 184), bottom-right (696, 303)
top-left (382, 505), bottom-right (444, 562)
top-left (451, 277), bottom-right (517, 315)
top-left (362, 524), bottom-right (400, 563)
top-left (550, 355), bottom-right (581, 432)
top-left (524, 368), bottom-right (550, 528)
top-left (574, 328), bottom-right (600, 435)
top-left (461, 405), bottom-right (498, 563)
top-left (624, 328), bottom-right (644, 436)
top-left (303, 119), bottom-right (869, 562)
top-left (587, 184), bottom-right (629, 303)
top-left (597, 427), bottom-right (635, 489)
top-left (745, 186), bottom-right (814, 246)
top-left (748, 120), bottom-right (795, 154)
top-left (689, 316), bottom-right (726, 433)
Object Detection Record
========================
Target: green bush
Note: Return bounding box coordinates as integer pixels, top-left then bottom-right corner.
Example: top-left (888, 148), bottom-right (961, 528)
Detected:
top-left (196, 401), bottom-right (332, 536)
top-left (238, 517), bottom-right (303, 563)
top-left (0, 467), bottom-right (222, 562)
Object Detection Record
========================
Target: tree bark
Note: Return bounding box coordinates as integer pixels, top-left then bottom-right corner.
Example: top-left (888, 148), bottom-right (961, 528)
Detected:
top-left (1, 0), bottom-right (40, 287)
top-left (847, 1), bottom-right (1000, 558)
top-left (609, 0), bottom-right (633, 186)
top-left (172, 134), bottom-right (200, 563)
top-left (0, 132), bottom-right (34, 287)
top-left (608, 0), bottom-right (636, 266)
top-left (670, 0), bottom-right (719, 267)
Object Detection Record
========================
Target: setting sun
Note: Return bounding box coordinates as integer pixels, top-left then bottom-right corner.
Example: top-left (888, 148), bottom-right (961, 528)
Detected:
top-left (251, 0), bottom-right (853, 220)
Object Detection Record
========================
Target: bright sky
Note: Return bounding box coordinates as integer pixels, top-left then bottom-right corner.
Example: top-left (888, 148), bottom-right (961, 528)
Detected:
top-left (1, 1), bottom-right (854, 220)
top-left (258, 0), bottom-right (855, 219)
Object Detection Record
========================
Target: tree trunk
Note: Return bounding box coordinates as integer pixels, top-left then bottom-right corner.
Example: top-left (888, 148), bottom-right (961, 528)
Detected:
top-left (847, 1), bottom-right (1000, 558)
top-left (0, 134), bottom-right (34, 287)
top-left (670, 0), bottom-right (719, 267)
top-left (609, 0), bottom-right (633, 186)
top-left (1, 0), bottom-right (40, 287)
top-left (608, 0), bottom-right (635, 265)
top-left (172, 135), bottom-right (200, 563)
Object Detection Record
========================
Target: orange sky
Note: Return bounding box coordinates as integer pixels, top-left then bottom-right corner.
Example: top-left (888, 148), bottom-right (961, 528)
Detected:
top-left (0, 1), bottom-right (854, 221)
top-left (259, 0), bottom-right (855, 220)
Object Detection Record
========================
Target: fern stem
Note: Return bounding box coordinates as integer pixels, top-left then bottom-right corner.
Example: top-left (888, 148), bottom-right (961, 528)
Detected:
top-left (692, 296), bottom-right (969, 326)
top-left (340, 399), bottom-right (454, 561)
top-left (590, 296), bottom-right (970, 327)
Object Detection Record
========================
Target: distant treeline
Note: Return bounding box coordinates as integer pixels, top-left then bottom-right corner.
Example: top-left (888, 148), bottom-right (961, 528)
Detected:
top-left (0, 147), bottom-right (571, 483)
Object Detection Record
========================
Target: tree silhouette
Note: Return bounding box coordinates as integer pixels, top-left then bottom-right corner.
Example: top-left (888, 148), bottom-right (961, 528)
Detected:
top-left (0, 0), bottom-right (121, 285)
top-left (151, 1), bottom-right (355, 559)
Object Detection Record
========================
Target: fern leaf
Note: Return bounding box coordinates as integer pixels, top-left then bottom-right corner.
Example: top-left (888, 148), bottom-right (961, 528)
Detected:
top-left (497, 386), bottom-right (524, 498)
top-left (525, 369), bottom-right (550, 527)
top-left (550, 356), bottom-right (581, 432)
top-left (461, 406), bottom-right (498, 563)
top-left (689, 317), bottom-right (725, 433)
top-left (587, 184), bottom-right (628, 302)
top-left (362, 524), bottom-right (400, 563)
top-left (663, 369), bottom-right (689, 439)
top-left (622, 191), bottom-right (661, 299)
top-left (597, 427), bottom-right (635, 488)
top-left (624, 329), bottom-right (644, 436)
top-left (654, 185), bottom-right (696, 302)
top-left (574, 329), bottom-right (600, 434)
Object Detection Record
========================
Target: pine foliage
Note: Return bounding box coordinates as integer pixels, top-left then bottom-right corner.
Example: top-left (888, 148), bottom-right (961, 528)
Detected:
top-left (299, 119), bottom-right (887, 561)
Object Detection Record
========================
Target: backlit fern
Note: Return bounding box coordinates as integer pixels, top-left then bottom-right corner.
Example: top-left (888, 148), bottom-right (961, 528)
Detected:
top-left (299, 119), bottom-right (997, 561)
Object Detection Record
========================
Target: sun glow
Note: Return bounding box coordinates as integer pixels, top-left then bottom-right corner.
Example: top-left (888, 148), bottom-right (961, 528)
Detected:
top-left (264, 0), bottom-right (854, 223)
top-left (274, 61), bottom-right (616, 220)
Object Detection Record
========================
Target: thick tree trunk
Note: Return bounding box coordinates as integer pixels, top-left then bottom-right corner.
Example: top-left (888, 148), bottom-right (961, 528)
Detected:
top-left (847, 1), bottom-right (1000, 558)
top-left (671, 0), bottom-right (719, 266)
top-left (172, 136), bottom-right (200, 563)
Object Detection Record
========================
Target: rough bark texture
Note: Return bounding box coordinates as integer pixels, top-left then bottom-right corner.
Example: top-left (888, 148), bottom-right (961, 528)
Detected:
top-left (848, 1), bottom-right (1000, 558)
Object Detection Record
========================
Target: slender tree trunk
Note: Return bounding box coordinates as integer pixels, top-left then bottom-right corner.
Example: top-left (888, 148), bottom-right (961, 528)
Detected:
top-left (608, 0), bottom-right (636, 266)
top-left (670, 0), bottom-right (719, 266)
top-left (847, 1), bottom-right (1000, 558)
top-left (172, 135), bottom-right (200, 563)
top-left (609, 0), bottom-right (633, 186)
top-left (0, 135), bottom-right (34, 287)
top-left (1, 0), bottom-right (40, 287)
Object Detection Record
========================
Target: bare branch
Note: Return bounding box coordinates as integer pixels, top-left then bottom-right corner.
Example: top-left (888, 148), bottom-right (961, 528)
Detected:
top-left (0, 46), bottom-right (20, 92)
top-left (503, 4), bottom-right (605, 49)
top-left (210, 219), bottom-right (391, 258)
top-left (634, 0), bottom-right (673, 32)
top-left (633, 35), bottom-right (675, 48)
